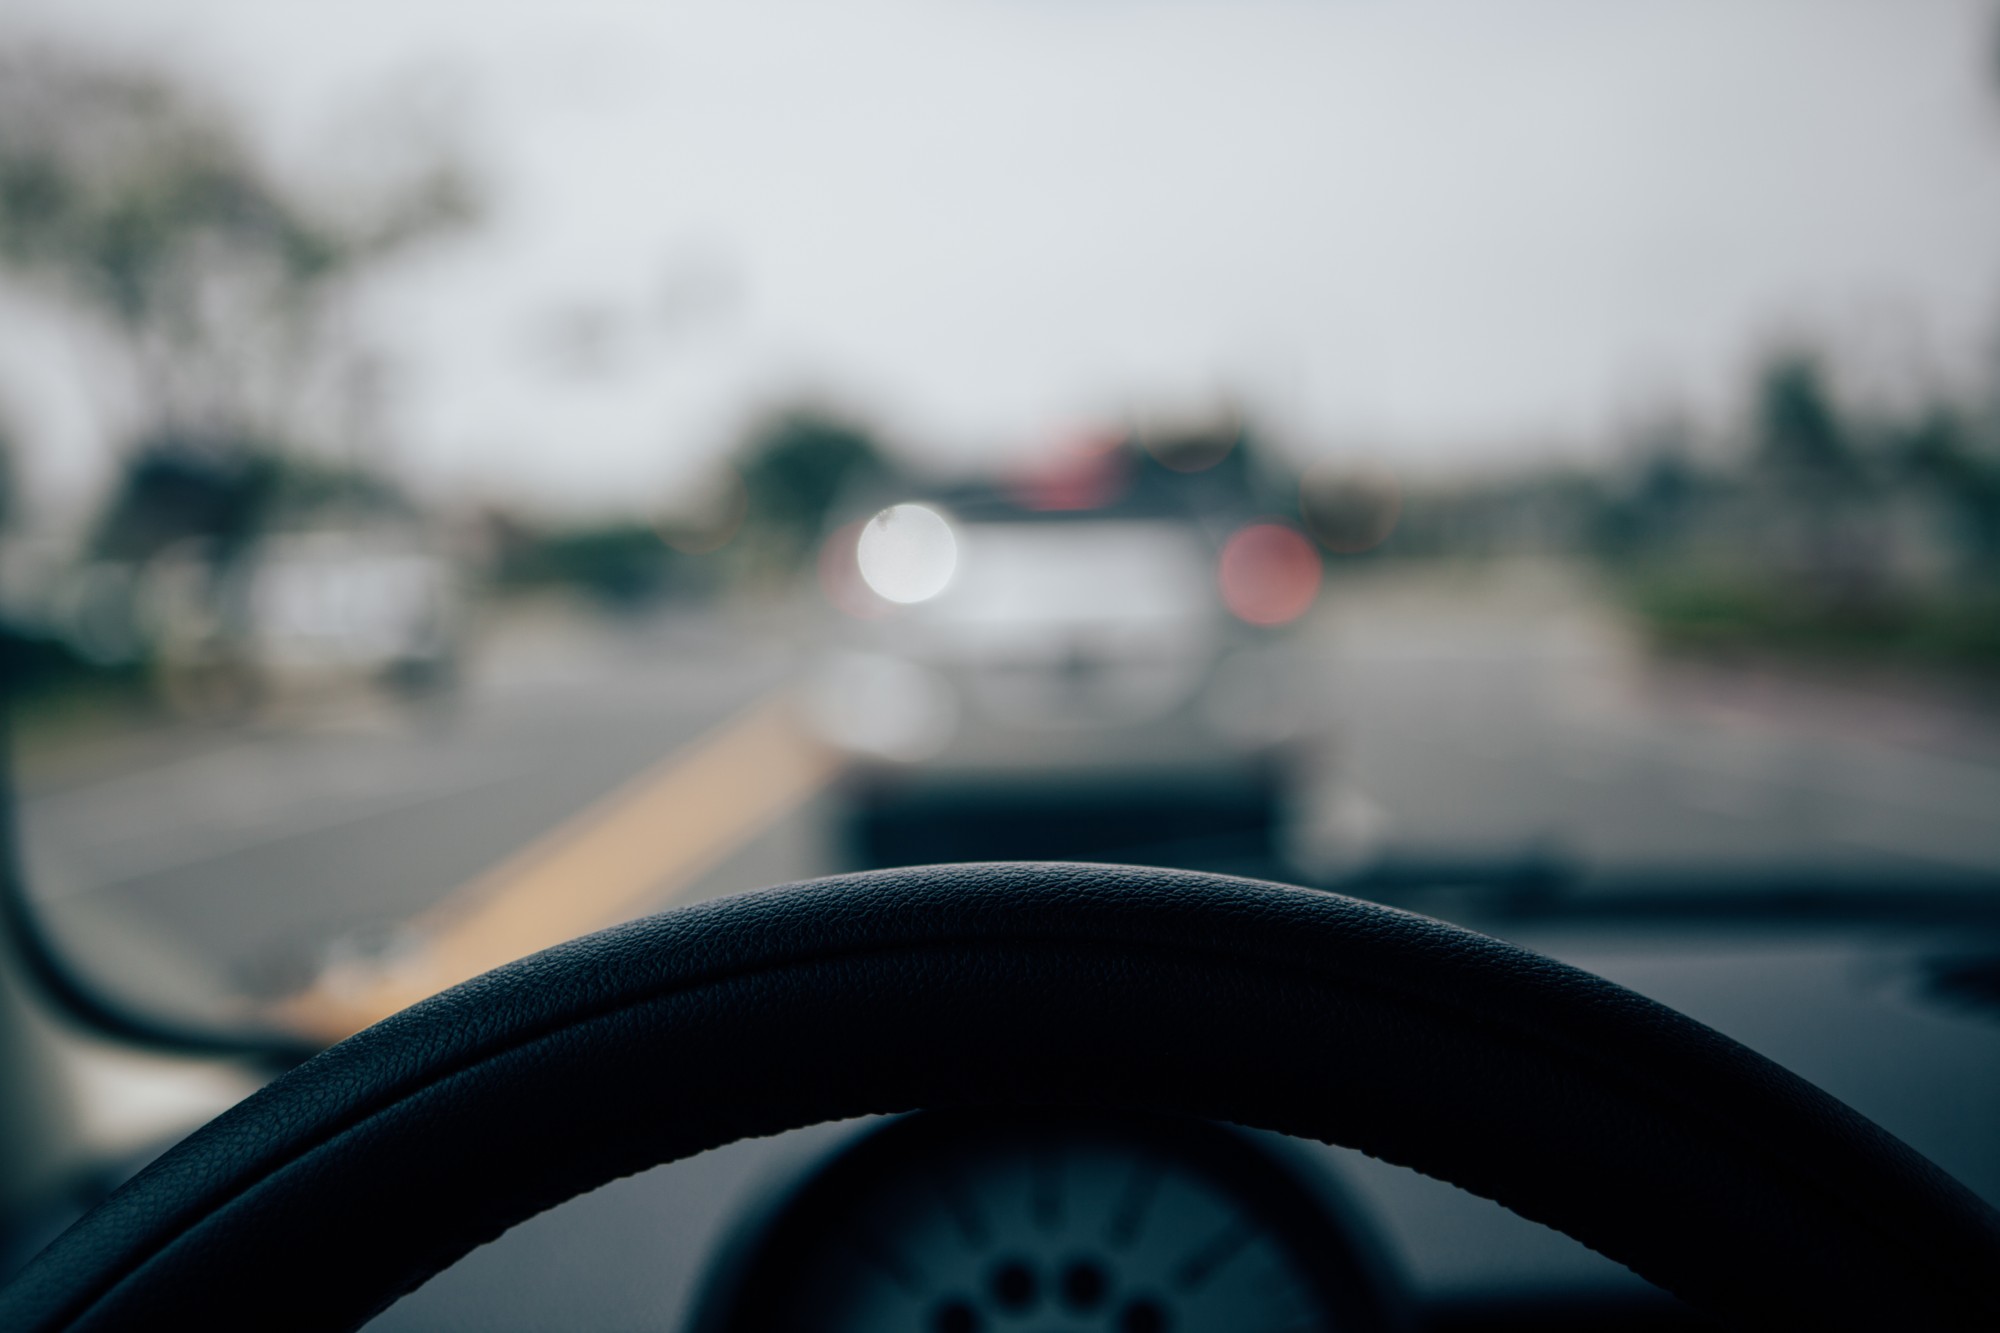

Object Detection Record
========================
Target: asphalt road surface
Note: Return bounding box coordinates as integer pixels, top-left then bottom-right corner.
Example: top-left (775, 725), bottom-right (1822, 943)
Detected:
top-left (14, 560), bottom-right (2000, 1040)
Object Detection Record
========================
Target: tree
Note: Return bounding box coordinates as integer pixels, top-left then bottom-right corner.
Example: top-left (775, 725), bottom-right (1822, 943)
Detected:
top-left (1898, 406), bottom-right (2000, 572)
top-left (731, 407), bottom-right (893, 574)
top-left (0, 46), bottom-right (476, 556)
top-left (1752, 351), bottom-right (1851, 479)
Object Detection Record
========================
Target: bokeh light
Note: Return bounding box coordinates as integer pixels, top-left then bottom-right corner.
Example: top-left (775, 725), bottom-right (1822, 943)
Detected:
top-left (856, 503), bottom-right (958, 605)
top-left (1139, 419), bottom-right (1239, 474)
top-left (1218, 522), bottom-right (1322, 626)
top-left (1299, 461), bottom-right (1402, 554)
top-left (1008, 430), bottom-right (1131, 511)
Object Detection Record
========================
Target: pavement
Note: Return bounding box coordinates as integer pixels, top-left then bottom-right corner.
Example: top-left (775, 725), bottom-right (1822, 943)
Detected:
top-left (13, 560), bottom-right (2000, 1044)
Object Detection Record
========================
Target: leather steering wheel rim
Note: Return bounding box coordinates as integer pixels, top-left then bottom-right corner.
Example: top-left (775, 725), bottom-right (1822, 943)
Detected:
top-left (3, 862), bottom-right (1996, 1330)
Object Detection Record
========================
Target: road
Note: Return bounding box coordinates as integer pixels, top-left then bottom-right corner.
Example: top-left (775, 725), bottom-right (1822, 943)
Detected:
top-left (14, 560), bottom-right (2000, 1042)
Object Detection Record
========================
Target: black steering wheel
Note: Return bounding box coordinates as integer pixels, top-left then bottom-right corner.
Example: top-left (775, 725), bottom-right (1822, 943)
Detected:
top-left (3, 863), bottom-right (1996, 1330)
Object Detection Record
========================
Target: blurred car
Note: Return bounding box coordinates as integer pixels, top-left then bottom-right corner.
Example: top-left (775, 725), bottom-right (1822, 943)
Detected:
top-left (237, 531), bottom-right (463, 694)
top-left (148, 528), bottom-right (464, 714)
top-left (802, 433), bottom-right (1326, 869)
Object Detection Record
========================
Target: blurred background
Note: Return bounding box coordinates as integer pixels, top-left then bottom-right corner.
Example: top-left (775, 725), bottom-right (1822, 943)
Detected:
top-left (3, 0), bottom-right (2000, 1044)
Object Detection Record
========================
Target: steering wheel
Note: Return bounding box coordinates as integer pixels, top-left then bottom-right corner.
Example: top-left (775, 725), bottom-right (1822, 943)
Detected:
top-left (3, 863), bottom-right (1996, 1330)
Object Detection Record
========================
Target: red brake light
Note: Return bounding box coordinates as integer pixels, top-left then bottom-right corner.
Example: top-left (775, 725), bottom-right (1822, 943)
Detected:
top-left (1218, 522), bottom-right (1321, 626)
top-left (1008, 431), bottom-right (1130, 512)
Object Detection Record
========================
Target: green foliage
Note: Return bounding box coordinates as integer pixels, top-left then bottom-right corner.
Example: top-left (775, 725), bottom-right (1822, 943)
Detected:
top-left (0, 52), bottom-right (327, 328)
top-left (85, 437), bottom-right (414, 563)
top-left (1752, 350), bottom-right (1851, 477)
top-left (1588, 343), bottom-right (2000, 672)
top-left (1622, 567), bottom-right (2000, 671)
top-left (1892, 407), bottom-right (2000, 566)
top-left (0, 45), bottom-right (477, 442)
top-left (494, 522), bottom-right (679, 608)
top-left (0, 44), bottom-right (478, 566)
top-left (731, 407), bottom-right (891, 568)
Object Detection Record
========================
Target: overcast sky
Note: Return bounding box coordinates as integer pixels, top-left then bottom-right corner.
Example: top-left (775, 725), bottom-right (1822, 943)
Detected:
top-left (5, 0), bottom-right (2000, 514)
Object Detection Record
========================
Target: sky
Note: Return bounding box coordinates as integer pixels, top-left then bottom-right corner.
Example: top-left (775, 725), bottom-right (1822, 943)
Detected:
top-left (4, 0), bottom-right (2000, 515)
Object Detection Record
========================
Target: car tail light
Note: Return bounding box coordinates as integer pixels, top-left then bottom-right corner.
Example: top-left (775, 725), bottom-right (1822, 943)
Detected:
top-left (1218, 522), bottom-right (1321, 626)
top-left (1007, 431), bottom-right (1130, 512)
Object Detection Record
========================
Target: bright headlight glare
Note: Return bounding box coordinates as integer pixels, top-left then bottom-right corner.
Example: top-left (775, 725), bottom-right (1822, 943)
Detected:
top-left (856, 503), bottom-right (957, 605)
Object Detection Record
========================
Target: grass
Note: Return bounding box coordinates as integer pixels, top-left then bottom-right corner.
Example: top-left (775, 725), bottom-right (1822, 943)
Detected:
top-left (1617, 567), bottom-right (2000, 674)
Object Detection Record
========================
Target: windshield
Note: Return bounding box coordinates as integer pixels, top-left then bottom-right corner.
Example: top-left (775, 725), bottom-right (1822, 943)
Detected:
top-left (3, 1), bottom-right (1998, 1044)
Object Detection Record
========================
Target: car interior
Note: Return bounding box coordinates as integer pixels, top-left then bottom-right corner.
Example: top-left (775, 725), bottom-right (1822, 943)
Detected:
top-left (2, 3), bottom-right (2000, 1330)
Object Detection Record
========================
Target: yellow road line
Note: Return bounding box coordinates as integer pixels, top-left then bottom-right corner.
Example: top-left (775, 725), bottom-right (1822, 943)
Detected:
top-left (282, 693), bottom-right (837, 1039)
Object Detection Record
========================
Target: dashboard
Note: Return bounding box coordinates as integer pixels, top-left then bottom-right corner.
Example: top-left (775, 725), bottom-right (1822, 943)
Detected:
top-left (688, 1111), bottom-right (1399, 1333)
